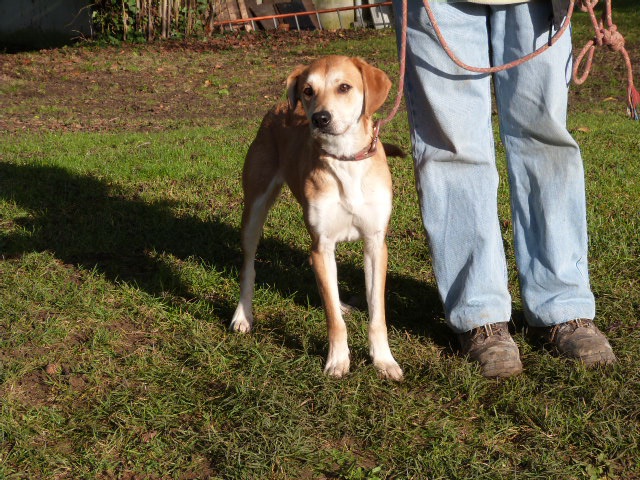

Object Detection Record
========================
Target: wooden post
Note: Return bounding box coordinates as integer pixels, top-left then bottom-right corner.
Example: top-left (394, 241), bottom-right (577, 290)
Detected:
top-left (147, 0), bottom-right (153, 40)
top-left (160, 0), bottom-right (167, 38)
top-left (122, 0), bottom-right (129, 41)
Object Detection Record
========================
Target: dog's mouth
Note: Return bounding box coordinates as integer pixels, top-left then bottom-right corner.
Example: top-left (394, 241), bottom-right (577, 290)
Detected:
top-left (311, 120), bottom-right (349, 137)
top-left (312, 126), bottom-right (339, 137)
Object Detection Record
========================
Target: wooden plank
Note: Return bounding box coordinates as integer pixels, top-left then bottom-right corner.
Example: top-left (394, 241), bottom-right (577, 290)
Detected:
top-left (274, 1), bottom-right (316, 30)
top-left (248, 1), bottom-right (279, 30)
top-left (237, 0), bottom-right (254, 30)
top-left (299, 0), bottom-right (320, 29)
top-left (218, 0), bottom-right (240, 22)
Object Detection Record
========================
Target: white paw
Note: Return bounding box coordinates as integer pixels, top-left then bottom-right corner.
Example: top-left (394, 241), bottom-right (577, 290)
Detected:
top-left (374, 359), bottom-right (404, 382)
top-left (340, 296), bottom-right (363, 314)
top-left (339, 302), bottom-right (353, 315)
top-left (324, 351), bottom-right (350, 378)
top-left (230, 305), bottom-right (253, 333)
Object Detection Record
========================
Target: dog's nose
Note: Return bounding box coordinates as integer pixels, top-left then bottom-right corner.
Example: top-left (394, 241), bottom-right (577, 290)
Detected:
top-left (311, 111), bottom-right (332, 129)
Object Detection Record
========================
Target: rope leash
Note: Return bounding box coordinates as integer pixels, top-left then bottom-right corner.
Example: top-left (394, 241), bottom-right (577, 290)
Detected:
top-left (379, 0), bottom-right (639, 128)
top-left (422, 0), bottom-right (576, 74)
top-left (378, 0), bottom-right (407, 129)
top-left (573, 0), bottom-right (639, 120)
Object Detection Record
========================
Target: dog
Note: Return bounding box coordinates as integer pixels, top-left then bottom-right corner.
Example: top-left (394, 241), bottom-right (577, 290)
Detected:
top-left (230, 56), bottom-right (403, 381)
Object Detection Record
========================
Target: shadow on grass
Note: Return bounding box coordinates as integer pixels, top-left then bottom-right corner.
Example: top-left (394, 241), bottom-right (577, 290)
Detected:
top-left (0, 162), bottom-right (452, 350)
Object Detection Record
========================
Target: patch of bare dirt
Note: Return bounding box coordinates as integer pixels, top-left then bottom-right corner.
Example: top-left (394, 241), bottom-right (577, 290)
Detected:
top-left (4, 369), bottom-right (53, 407)
top-left (1, 27), bottom-right (637, 133)
top-left (0, 30), bottom-right (387, 134)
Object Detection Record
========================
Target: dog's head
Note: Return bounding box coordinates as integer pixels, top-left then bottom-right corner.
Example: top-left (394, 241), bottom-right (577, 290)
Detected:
top-left (286, 56), bottom-right (392, 144)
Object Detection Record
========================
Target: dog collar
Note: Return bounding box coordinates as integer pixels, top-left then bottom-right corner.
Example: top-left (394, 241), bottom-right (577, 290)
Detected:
top-left (320, 120), bottom-right (380, 162)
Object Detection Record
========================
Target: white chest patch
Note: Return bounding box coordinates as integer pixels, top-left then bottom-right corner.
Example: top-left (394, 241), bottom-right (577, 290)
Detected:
top-left (307, 160), bottom-right (391, 243)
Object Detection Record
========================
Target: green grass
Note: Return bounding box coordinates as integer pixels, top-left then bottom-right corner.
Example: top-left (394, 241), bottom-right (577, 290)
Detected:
top-left (1, 6), bottom-right (640, 478)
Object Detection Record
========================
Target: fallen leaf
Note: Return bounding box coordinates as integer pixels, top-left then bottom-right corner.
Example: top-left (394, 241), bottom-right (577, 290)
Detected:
top-left (45, 363), bottom-right (61, 375)
top-left (142, 431), bottom-right (158, 443)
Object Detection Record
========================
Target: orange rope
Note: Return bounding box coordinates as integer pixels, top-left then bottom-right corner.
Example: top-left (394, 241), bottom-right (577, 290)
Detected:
top-left (381, 0), bottom-right (638, 127)
top-left (573, 0), bottom-right (639, 120)
top-left (378, 0), bottom-right (406, 128)
top-left (422, 0), bottom-right (575, 73)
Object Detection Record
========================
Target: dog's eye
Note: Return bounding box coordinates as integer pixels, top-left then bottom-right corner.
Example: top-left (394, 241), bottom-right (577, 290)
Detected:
top-left (338, 83), bottom-right (352, 93)
top-left (303, 86), bottom-right (314, 97)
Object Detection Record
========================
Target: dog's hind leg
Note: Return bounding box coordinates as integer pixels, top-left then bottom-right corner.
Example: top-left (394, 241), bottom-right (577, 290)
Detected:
top-left (364, 233), bottom-right (403, 381)
top-left (230, 151), bottom-right (283, 333)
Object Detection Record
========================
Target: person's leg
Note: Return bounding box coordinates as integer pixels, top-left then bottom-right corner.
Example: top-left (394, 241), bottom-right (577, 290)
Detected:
top-left (491, 2), bottom-right (614, 364)
top-left (392, 0), bottom-right (521, 377)
top-left (393, 0), bottom-right (511, 333)
top-left (491, 1), bottom-right (594, 326)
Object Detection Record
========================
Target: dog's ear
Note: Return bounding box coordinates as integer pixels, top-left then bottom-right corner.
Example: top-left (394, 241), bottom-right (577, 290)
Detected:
top-left (286, 64), bottom-right (308, 111)
top-left (352, 57), bottom-right (392, 117)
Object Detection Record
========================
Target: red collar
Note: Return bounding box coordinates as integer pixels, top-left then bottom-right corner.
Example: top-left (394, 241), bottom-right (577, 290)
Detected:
top-left (319, 120), bottom-right (381, 162)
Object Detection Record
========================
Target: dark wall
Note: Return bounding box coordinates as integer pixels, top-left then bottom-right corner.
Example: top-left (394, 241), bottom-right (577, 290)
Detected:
top-left (0, 0), bottom-right (92, 51)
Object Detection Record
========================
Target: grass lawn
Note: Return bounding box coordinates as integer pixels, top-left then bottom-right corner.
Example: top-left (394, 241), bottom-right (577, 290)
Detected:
top-left (1, 3), bottom-right (639, 479)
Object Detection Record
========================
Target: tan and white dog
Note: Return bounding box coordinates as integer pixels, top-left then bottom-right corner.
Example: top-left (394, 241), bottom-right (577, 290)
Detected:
top-left (230, 56), bottom-right (403, 381)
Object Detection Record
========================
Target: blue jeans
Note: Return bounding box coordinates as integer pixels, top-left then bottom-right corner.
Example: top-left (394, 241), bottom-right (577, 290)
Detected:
top-left (392, 0), bottom-right (595, 333)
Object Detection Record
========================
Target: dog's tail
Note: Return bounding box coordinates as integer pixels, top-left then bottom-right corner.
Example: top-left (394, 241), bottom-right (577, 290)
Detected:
top-left (382, 143), bottom-right (406, 158)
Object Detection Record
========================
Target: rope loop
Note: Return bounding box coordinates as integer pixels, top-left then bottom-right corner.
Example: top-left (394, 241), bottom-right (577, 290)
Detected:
top-left (380, 0), bottom-right (638, 130)
top-left (574, 0), bottom-right (639, 119)
top-left (573, 42), bottom-right (595, 85)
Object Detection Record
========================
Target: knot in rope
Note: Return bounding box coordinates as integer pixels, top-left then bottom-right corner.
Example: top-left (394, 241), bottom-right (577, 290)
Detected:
top-left (573, 0), bottom-right (639, 119)
top-left (380, 0), bottom-right (638, 132)
top-left (600, 25), bottom-right (624, 51)
top-left (578, 0), bottom-right (598, 13)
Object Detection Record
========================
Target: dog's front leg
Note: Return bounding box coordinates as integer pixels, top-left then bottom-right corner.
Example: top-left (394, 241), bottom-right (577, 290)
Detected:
top-left (364, 233), bottom-right (403, 381)
top-left (310, 240), bottom-right (350, 378)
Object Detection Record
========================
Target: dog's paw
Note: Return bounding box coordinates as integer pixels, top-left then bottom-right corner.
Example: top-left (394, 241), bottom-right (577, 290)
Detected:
top-left (230, 318), bottom-right (252, 333)
top-left (340, 295), bottom-right (364, 314)
top-left (374, 359), bottom-right (404, 382)
top-left (230, 305), bottom-right (253, 333)
top-left (324, 352), bottom-right (350, 378)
